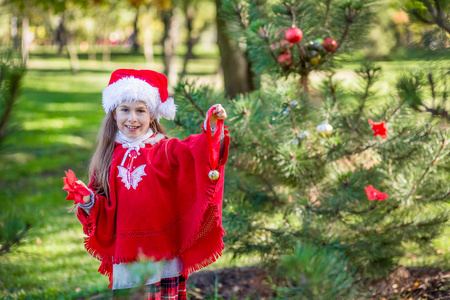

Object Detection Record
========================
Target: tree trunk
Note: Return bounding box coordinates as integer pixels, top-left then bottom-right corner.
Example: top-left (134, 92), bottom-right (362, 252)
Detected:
top-left (67, 34), bottom-right (79, 74)
top-left (88, 37), bottom-right (96, 61)
top-left (162, 10), bottom-right (178, 87)
top-left (300, 73), bottom-right (309, 95)
top-left (131, 8), bottom-right (140, 53)
top-left (0, 64), bottom-right (23, 143)
top-left (102, 21), bottom-right (110, 64)
top-left (55, 16), bottom-right (66, 56)
top-left (180, 6), bottom-right (195, 79)
top-left (21, 17), bottom-right (30, 65)
top-left (215, 0), bottom-right (255, 98)
top-left (143, 26), bottom-right (154, 66)
top-left (11, 16), bottom-right (20, 51)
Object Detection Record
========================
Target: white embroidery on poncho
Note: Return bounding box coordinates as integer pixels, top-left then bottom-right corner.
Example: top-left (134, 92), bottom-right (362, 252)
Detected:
top-left (117, 165), bottom-right (146, 190)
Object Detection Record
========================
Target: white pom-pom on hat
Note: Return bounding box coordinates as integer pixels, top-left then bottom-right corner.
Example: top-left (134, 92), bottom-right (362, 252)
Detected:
top-left (102, 69), bottom-right (177, 120)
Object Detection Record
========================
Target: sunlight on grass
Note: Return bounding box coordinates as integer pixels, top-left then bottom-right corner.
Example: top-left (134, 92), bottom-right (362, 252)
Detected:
top-left (44, 102), bottom-right (100, 112)
top-left (1, 152), bottom-right (35, 164)
top-left (1, 53), bottom-right (449, 299)
top-left (34, 134), bottom-right (93, 148)
top-left (23, 117), bottom-right (83, 130)
top-left (0, 213), bottom-right (109, 299)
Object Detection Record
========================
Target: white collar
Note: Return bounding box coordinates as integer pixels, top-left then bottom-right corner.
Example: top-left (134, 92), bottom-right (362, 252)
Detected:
top-left (115, 128), bottom-right (165, 148)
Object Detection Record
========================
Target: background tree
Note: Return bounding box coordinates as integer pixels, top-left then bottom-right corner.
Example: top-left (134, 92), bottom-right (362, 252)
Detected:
top-left (0, 52), bottom-right (29, 255)
top-left (179, 0), bottom-right (215, 79)
top-left (405, 0), bottom-right (450, 33)
top-left (215, 0), bottom-right (257, 97)
top-left (218, 0), bottom-right (375, 94)
top-left (171, 0), bottom-right (450, 297)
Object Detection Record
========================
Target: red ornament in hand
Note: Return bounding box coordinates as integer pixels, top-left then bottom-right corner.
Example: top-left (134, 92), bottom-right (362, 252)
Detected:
top-left (368, 119), bottom-right (388, 139)
top-left (322, 38), bottom-right (338, 52)
top-left (364, 185), bottom-right (388, 201)
top-left (62, 169), bottom-right (91, 205)
top-left (285, 27), bottom-right (303, 43)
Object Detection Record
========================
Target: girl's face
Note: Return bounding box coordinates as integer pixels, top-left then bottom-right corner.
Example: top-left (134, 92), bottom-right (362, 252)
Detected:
top-left (114, 101), bottom-right (152, 139)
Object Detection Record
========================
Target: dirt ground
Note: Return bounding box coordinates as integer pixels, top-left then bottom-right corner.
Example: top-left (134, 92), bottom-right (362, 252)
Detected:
top-left (186, 266), bottom-right (450, 299)
top-left (80, 266), bottom-right (450, 299)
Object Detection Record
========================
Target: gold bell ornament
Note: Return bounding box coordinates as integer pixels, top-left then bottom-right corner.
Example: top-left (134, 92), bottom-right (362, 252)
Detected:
top-left (208, 170), bottom-right (220, 180)
top-left (316, 123), bottom-right (333, 137)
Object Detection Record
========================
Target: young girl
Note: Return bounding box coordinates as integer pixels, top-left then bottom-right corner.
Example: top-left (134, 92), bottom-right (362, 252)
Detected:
top-left (71, 69), bottom-right (229, 299)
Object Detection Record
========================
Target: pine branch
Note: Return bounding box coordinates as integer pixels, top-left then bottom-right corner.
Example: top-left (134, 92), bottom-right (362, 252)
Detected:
top-left (383, 97), bottom-right (404, 123)
top-left (252, 141), bottom-right (276, 157)
top-left (180, 85), bottom-right (205, 117)
top-left (410, 0), bottom-right (450, 33)
top-left (323, 0), bottom-right (332, 30)
top-left (262, 177), bottom-right (281, 201)
top-left (405, 137), bottom-right (447, 203)
top-left (379, 217), bottom-right (449, 235)
top-left (353, 69), bottom-right (376, 130)
top-left (0, 68), bottom-right (22, 142)
top-left (346, 203), bottom-right (379, 215)
top-left (0, 223), bottom-right (31, 255)
top-left (323, 4), bottom-right (363, 63)
top-left (172, 118), bottom-right (188, 129)
top-left (287, 100), bottom-right (299, 132)
top-left (417, 73), bottom-right (450, 120)
top-left (350, 215), bottom-right (448, 237)
top-left (419, 104), bottom-right (450, 120)
top-left (428, 191), bottom-right (450, 203)
top-left (233, 3), bottom-right (248, 31)
top-left (411, 9), bottom-right (434, 24)
top-left (335, 5), bottom-right (362, 53)
top-left (296, 43), bottom-right (308, 71)
top-left (429, 73), bottom-right (436, 108)
top-left (434, 0), bottom-right (450, 34)
top-left (258, 26), bottom-right (282, 66)
top-left (327, 76), bottom-right (338, 105)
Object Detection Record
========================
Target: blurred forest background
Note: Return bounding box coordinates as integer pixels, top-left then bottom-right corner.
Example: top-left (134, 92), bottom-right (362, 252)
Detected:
top-left (0, 0), bottom-right (448, 298)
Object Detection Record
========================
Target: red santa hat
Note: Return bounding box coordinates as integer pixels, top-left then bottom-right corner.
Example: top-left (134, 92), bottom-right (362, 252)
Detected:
top-left (102, 69), bottom-right (177, 120)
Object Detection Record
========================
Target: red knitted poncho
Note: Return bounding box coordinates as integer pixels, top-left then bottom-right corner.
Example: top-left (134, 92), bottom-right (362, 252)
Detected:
top-left (77, 130), bottom-right (230, 288)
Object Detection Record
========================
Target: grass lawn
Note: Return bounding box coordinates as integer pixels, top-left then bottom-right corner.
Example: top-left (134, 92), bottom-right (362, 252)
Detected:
top-left (0, 50), bottom-right (449, 299)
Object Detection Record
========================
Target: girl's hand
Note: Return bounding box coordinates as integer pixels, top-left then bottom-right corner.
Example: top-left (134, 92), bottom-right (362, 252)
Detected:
top-left (208, 104), bottom-right (227, 127)
top-left (76, 180), bottom-right (91, 205)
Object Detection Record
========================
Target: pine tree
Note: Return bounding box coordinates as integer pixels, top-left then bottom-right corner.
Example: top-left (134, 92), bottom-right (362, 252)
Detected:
top-left (0, 51), bottom-right (30, 255)
top-left (170, 0), bottom-right (449, 297)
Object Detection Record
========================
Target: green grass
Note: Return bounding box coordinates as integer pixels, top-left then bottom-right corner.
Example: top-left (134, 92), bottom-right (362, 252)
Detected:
top-left (0, 51), bottom-right (239, 299)
top-left (0, 50), bottom-right (449, 299)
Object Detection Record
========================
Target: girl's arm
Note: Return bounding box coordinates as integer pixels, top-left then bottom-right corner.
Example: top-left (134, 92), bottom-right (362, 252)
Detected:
top-left (75, 180), bottom-right (95, 214)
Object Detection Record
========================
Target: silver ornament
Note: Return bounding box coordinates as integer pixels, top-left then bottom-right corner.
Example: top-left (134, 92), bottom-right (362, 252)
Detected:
top-left (316, 123), bottom-right (333, 137)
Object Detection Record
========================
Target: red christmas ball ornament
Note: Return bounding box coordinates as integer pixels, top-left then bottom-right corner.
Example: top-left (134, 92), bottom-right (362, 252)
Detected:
top-left (322, 38), bottom-right (338, 52)
top-left (278, 53), bottom-right (293, 66)
top-left (285, 27), bottom-right (303, 43)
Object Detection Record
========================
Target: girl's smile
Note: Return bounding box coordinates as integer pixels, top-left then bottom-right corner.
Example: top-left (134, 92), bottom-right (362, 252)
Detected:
top-left (114, 101), bottom-right (152, 139)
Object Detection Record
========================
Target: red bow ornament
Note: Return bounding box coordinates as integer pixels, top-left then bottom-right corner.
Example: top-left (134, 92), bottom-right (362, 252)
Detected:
top-left (63, 169), bottom-right (91, 205)
top-left (364, 185), bottom-right (388, 201)
top-left (205, 107), bottom-right (224, 180)
top-left (368, 119), bottom-right (388, 139)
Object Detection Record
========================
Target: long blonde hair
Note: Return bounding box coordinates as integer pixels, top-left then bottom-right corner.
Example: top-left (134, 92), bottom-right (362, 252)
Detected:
top-left (89, 111), bottom-right (168, 199)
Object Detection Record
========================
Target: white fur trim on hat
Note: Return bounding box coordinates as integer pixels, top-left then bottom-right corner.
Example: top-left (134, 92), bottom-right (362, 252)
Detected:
top-left (157, 97), bottom-right (177, 120)
top-left (102, 77), bottom-right (160, 115)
